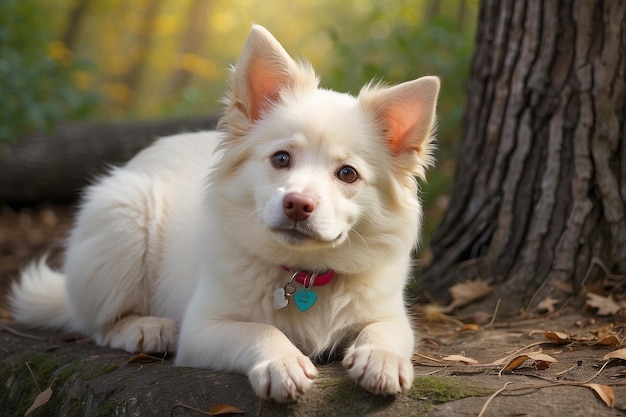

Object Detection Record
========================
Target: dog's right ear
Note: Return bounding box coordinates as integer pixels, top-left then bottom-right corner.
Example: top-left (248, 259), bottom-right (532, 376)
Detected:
top-left (230, 25), bottom-right (315, 121)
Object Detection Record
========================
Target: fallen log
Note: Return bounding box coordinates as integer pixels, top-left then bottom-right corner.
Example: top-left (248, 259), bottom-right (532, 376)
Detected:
top-left (0, 117), bottom-right (220, 205)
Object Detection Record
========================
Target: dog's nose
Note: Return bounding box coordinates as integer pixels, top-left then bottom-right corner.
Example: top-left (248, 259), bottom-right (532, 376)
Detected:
top-left (283, 193), bottom-right (316, 221)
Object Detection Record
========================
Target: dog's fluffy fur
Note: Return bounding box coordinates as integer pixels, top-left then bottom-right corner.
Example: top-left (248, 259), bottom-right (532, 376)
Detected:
top-left (10, 25), bottom-right (439, 402)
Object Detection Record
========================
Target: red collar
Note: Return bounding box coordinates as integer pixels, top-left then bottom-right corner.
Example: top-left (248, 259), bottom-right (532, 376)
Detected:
top-left (281, 266), bottom-right (335, 287)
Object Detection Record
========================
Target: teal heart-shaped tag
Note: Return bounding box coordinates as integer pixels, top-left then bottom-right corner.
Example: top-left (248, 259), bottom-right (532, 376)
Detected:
top-left (293, 289), bottom-right (317, 312)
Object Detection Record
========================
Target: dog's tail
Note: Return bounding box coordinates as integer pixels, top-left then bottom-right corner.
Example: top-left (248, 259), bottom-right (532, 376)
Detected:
top-left (9, 258), bottom-right (74, 331)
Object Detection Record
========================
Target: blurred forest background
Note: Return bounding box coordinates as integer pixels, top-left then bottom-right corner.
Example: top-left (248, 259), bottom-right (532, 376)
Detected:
top-left (1, 0), bottom-right (478, 249)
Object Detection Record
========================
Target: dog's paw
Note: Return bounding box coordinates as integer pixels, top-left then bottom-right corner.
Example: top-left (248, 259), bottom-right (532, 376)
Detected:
top-left (135, 317), bottom-right (178, 353)
top-left (342, 346), bottom-right (414, 395)
top-left (103, 315), bottom-right (178, 353)
top-left (249, 354), bottom-right (318, 402)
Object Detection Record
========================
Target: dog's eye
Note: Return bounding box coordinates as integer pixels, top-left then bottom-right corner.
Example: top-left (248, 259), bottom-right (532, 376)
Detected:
top-left (337, 166), bottom-right (359, 183)
top-left (271, 151), bottom-right (291, 168)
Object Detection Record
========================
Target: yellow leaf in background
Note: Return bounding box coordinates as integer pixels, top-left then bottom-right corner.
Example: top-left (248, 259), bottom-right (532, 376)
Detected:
top-left (47, 41), bottom-right (71, 65)
top-left (446, 279), bottom-right (493, 311)
top-left (586, 293), bottom-right (622, 316)
top-left (603, 348), bottom-right (626, 361)
top-left (442, 355), bottom-right (479, 364)
top-left (544, 330), bottom-right (570, 343)
top-left (584, 383), bottom-right (615, 408)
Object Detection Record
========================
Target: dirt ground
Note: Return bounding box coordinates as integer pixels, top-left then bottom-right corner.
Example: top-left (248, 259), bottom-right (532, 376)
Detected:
top-left (1, 205), bottom-right (625, 416)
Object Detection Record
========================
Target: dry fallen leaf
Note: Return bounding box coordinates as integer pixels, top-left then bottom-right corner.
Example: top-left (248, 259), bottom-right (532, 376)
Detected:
top-left (422, 304), bottom-right (448, 321)
top-left (596, 335), bottom-right (622, 348)
top-left (24, 386), bottom-right (53, 416)
top-left (503, 353), bottom-right (557, 372)
top-left (584, 383), bottom-right (615, 408)
top-left (503, 355), bottom-right (531, 372)
top-left (128, 352), bottom-right (164, 364)
top-left (459, 323), bottom-right (481, 332)
top-left (207, 404), bottom-right (246, 415)
top-left (536, 296), bottom-right (560, 313)
top-left (445, 279), bottom-right (493, 311)
top-left (586, 293), bottom-right (622, 316)
top-left (442, 354), bottom-right (479, 364)
top-left (544, 330), bottom-right (570, 344)
top-left (603, 348), bottom-right (626, 361)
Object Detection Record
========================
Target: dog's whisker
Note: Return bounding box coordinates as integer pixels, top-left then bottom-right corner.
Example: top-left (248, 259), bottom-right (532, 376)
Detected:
top-left (350, 230), bottom-right (369, 248)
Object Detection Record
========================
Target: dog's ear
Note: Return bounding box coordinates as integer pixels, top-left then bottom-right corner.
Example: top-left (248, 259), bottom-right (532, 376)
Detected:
top-left (231, 25), bottom-right (306, 121)
top-left (359, 76), bottom-right (440, 175)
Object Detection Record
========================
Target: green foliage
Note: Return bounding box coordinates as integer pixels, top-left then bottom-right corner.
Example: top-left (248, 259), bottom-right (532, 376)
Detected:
top-left (325, 0), bottom-right (476, 161)
top-left (323, 1), bottom-right (477, 249)
top-left (0, 0), bottom-right (97, 144)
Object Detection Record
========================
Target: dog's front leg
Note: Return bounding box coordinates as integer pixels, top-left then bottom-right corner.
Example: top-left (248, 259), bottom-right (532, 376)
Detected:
top-left (342, 319), bottom-right (415, 395)
top-left (177, 319), bottom-right (318, 402)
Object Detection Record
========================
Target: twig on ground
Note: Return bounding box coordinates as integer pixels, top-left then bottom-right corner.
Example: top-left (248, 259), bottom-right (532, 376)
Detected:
top-left (484, 299), bottom-right (501, 328)
top-left (477, 381), bottom-right (512, 417)
top-left (1, 325), bottom-right (46, 341)
top-left (25, 362), bottom-right (42, 392)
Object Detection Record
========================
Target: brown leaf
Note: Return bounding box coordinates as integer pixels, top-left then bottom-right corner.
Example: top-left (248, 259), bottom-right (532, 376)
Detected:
top-left (207, 404), bottom-right (246, 415)
top-left (536, 296), bottom-right (560, 313)
top-left (596, 335), bottom-right (622, 348)
top-left (446, 279), bottom-right (493, 311)
top-left (128, 352), bottom-right (163, 364)
top-left (527, 353), bottom-right (557, 363)
top-left (533, 361), bottom-right (551, 370)
top-left (603, 348), bottom-right (626, 361)
top-left (422, 304), bottom-right (447, 321)
top-left (586, 293), bottom-right (622, 316)
top-left (583, 383), bottom-right (615, 408)
top-left (503, 353), bottom-right (557, 372)
top-left (544, 330), bottom-right (570, 344)
top-left (24, 387), bottom-right (53, 416)
top-left (442, 354), bottom-right (479, 364)
top-left (459, 323), bottom-right (481, 332)
top-left (503, 355), bottom-right (531, 371)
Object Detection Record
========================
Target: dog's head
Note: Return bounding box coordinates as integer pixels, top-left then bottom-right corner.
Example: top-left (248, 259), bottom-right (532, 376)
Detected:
top-left (213, 25), bottom-right (439, 272)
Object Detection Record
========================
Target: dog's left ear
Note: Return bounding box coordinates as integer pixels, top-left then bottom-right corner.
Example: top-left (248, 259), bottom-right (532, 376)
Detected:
top-left (359, 76), bottom-right (440, 175)
top-left (230, 25), bottom-right (316, 121)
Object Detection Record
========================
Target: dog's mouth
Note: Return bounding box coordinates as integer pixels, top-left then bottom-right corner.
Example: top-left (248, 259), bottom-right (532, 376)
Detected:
top-left (272, 224), bottom-right (342, 246)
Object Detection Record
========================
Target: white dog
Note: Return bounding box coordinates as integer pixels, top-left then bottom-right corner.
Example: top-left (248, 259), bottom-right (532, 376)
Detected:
top-left (11, 25), bottom-right (439, 402)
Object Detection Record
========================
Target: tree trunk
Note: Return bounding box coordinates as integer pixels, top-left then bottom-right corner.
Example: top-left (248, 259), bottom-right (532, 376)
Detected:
top-left (118, 0), bottom-right (162, 107)
top-left (61, 0), bottom-right (92, 51)
top-left (0, 116), bottom-right (219, 204)
top-left (164, 0), bottom-right (213, 100)
top-left (421, 0), bottom-right (626, 313)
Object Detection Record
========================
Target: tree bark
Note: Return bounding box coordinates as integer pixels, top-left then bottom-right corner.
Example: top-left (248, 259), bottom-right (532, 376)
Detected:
top-left (61, 0), bottom-right (92, 51)
top-left (118, 0), bottom-right (162, 107)
top-left (421, 0), bottom-right (626, 312)
top-left (164, 0), bottom-right (213, 100)
top-left (0, 116), bottom-right (219, 204)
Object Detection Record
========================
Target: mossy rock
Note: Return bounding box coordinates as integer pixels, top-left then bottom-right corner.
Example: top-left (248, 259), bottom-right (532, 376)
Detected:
top-left (409, 376), bottom-right (494, 403)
